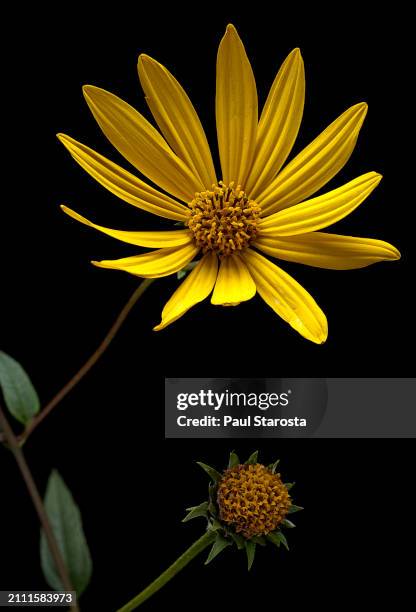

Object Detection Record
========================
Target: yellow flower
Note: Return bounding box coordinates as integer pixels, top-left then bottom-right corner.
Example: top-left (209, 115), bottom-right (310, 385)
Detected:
top-left (58, 24), bottom-right (400, 343)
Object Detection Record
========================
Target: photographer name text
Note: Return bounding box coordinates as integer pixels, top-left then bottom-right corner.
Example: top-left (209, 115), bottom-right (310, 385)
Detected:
top-left (177, 415), bottom-right (306, 428)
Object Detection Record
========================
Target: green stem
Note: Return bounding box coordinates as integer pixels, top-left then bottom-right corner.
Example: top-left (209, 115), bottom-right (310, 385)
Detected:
top-left (0, 404), bottom-right (79, 612)
top-left (117, 530), bottom-right (216, 611)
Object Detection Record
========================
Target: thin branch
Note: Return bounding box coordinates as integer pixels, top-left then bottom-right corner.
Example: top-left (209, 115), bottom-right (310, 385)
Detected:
top-left (19, 279), bottom-right (154, 445)
top-left (0, 404), bottom-right (79, 611)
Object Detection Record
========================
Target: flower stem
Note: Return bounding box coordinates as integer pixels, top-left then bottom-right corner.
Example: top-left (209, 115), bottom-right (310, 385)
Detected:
top-left (0, 404), bottom-right (79, 612)
top-left (19, 279), bottom-right (154, 445)
top-left (117, 530), bottom-right (216, 611)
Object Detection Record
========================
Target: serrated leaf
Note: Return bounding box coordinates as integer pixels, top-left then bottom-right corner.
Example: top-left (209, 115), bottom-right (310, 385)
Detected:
top-left (182, 502), bottom-right (209, 523)
top-left (288, 504), bottom-right (303, 514)
top-left (228, 451), bottom-right (240, 468)
top-left (245, 540), bottom-right (256, 570)
top-left (281, 519), bottom-right (296, 529)
top-left (267, 531), bottom-right (289, 551)
top-left (0, 351), bottom-right (40, 425)
top-left (285, 482), bottom-right (295, 491)
top-left (40, 471), bottom-right (92, 596)
top-left (205, 534), bottom-right (231, 564)
top-left (245, 451), bottom-right (259, 465)
top-left (268, 459), bottom-right (280, 473)
top-left (229, 532), bottom-right (245, 550)
top-left (197, 462), bottom-right (222, 483)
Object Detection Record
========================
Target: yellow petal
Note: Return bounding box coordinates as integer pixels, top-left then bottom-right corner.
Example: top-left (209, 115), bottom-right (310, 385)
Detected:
top-left (138, 55), bottom-right (217, 189)
top-left (211, 254), bottom-right (256, 305)
top-left (258, 103), bottom-right (368, 215)
top-left (154, 252), bottom-right (218, 330)
top-left (83, 85), bottom-right (203, 201)
top-left (92, 243), bottom-right (199, 278)
top-left (61, 205), bottom-right (193, 248)
top-left (255, 232), bottom-right (401, 269)
top-left (246, 48), bottom-right (305, 197)
top-left (58, 134), bottom-right (188, 221)
top-left (259, 172), bottom-right (381, 236)
top-left (242, 249), bottom-right (327, 343)
top-left (216, 24), bottom-right (258, 187)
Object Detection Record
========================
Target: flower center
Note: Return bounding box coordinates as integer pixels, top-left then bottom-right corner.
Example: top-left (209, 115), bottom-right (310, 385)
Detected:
top-left (217, 463), bottom-right (291, 539)
top-left (186, 182), bottom-right (261, 258)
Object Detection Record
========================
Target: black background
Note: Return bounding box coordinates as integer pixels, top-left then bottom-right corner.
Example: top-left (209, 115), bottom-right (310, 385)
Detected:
top-left (1, 4), bottom-right (414, 611)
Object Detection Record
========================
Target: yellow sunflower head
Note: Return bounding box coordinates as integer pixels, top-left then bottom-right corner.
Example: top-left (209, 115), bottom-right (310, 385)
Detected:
top-left (59, 24), bottom-right (400, 343)
top-left (183, 451), bottom-right (302, 570)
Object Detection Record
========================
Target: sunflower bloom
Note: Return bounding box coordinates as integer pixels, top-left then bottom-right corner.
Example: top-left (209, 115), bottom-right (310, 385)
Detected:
top-left (59, 24), bottom-right (400, 343)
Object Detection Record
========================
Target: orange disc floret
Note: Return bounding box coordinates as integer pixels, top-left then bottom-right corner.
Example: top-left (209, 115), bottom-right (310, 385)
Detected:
top-left (217, 463), bottom-right (291, 539)
top-left (187, 182), bottom-right (261, 258)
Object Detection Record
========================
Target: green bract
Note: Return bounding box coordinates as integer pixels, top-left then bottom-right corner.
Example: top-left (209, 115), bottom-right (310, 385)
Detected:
top-left (183, 451), bottom-right (303, 570)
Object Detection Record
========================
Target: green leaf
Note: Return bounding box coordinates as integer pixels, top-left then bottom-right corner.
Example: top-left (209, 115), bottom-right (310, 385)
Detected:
top-left (285, 482), bottom-right (295, 491)
top-left (228, 451), bottom-right (240, 468)
top-left (245, 540), bottom-right (256, 570)
top-left (182, 502), bottom-right (209, 523)
top-left (288, 504), bottom-right (304, 514)
top-left (268, 459), bottom-right (280, 473)
top-left (40, 471), bottom-right (92, 596)
top-left (205, 534), bottom-right (231, 564)
top-left (196, 462), bottom-right (222, 483)
top-left (281, 519), bottom-right (296, 529)
top-left (0, 351), bottom-right (40, 425)
top-left (229, 532), bottom-right (245, 550)
top-left (245, 451), bottom-right (259, 465)
top-left (267, 531), bottom-right (289, 551)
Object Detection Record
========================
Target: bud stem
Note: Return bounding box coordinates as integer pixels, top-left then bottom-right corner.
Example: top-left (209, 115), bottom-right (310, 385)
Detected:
top-left (117, 530), bottom-right (216, 611)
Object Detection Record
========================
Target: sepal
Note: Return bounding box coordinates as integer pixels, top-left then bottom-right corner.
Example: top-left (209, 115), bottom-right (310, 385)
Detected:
top-left (267, 530), bottom-right (289, 551)
top-left (196, 461), bottom-right (222, 482)
top-left (205, 533), bottom-right (232, 564)
top-left (208, 518), bottom-right (223, 532)
top-left (229, 532), bottom-right (245, 550)
top-left (182, 502), bottom-right (209, 523)
top-left (281, 519), bottom-right (296, 529)
top-left (250, 535), bottom-right (267, 546)
top-left (228, 451), bottom-right (240, 468)
top-left (288, 504), bottom-right (303, 514)
top-left (245, 540), bottom-right (256, 570)
top-left (245, 451), bottom-right (258, 465)
top-left (268, 459), bottom-right (280, 473)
